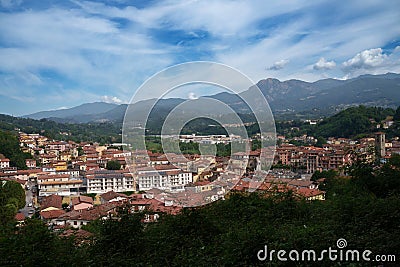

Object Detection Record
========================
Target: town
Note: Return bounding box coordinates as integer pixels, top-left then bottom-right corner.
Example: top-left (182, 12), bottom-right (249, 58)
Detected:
top-left (1, 1), bottom-right (399, 265)
top-left (0, 123), bottom-right (394, 230)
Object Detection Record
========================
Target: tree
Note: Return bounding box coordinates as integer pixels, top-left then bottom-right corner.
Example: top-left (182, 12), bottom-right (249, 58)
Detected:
top-left (0, 218), bottom-right (80, 266)
top-left (0, 130), bottom-right (32, 169)
top-left (394, 106), bottom-right (400, 121)
top-left (77, 146), bottom-right (84, 156)
top-left (0, 180), bottom-right (25, 230)
top-left (106, 160), bottom-right (121, 170)
top-left (315, 136), bottom-right (327, 147)
top-left (311, 169), bottom-right (337, 181)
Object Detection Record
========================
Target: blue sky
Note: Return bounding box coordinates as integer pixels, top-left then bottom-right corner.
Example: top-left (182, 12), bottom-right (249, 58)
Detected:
top-left (0, 0), bottom-right (399, 115)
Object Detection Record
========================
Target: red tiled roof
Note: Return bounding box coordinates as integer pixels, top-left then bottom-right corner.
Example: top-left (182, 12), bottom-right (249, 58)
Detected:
top-left (194, 181), bottom-right (211, 186)
top-left (58, 203), bottom-right (120, 221)
top-left (37, 174), bottom-right (70, 180)
top-left (100, 190), bottom-right (127, 202)
top-left (71, 196), bottom-right (94, 205)
top-left (40, 194), bottom-right (63, 209)
top-left (15, 212), bottom-right (25, 221)
top-left (296, 188), bottom-right (325, 198)
top-left (154, 165), bottom-right (180, 171)
top-left (40, 209), bottom-right (66, 219)
top-left (59, 229), bottom-right (93, 239)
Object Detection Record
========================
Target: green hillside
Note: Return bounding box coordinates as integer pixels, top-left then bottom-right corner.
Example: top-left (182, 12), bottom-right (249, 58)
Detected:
top-left (0, 130), bottom-right (32, 169)
top-left (0, 114), bottom-right (122, 144)
top-left (313, 106), bottom-right (395, 138)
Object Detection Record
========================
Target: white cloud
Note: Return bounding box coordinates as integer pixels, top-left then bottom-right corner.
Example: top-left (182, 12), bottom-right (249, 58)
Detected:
top-left (215, 1), bottom-right (400, 82)
top-left (340, 47), bottom-right (400, 79)
top-left (342, 48), bottom-right (387, 70)
top-left (0, 7), bottom-right (174, 100)
top-left (188, 92), bottom-right (198, 100)
top-left (1, 0), bottom-right (400, 115)
top-left (313, 57), bottom-right (336, 70)
top-left (268, 59), bottom-right (289, 70)
top-left (101, 95), bottom-right (124, 104)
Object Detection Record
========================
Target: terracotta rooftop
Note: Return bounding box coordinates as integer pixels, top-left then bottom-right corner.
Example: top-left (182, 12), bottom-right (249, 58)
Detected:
top-left (15, 212), bottom-right (25, 221)
top-left (40, 194), bottom-right (63, 209)
top-left (40, 209), bottom-right (66, 219)
top-left (100, 191), bottom-right (127, 202)
top-left (71, 196), bottom-right (94, 205)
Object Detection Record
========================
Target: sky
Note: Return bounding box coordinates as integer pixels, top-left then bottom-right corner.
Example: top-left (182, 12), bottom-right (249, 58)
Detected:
top-left (0, 0), bottom-right (399, 116)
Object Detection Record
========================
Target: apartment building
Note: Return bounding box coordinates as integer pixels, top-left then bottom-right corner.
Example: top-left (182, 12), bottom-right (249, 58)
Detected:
top-left (86, 169), bottom-right (135, 194)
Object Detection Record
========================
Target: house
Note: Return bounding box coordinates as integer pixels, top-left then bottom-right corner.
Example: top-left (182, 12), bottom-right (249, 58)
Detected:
top-left (295, 188), bottom-right (325, 201)
top-left (58, 229), bottom-right (93, 245)
top-left (46, 141), bottom-right (67, 152)
top-left (193, 181), bottom-right (214, 192)
top-left (0, 158), bottom-right (10, 169)
top-left (39, 154), bottom-right (58, 165)
top-left (71, 196), bottom-right (94, 211)
top-left (59, 152), bottom-right (72, 162)
top-left (285, 179), bottom-right (318, 190)
top-left (15, 212), bottom-right (25, 225)
top-left (26, 159), bottom-right (37, 169)
top-left (100, 190), bottom-right (128, 204)
top-left (40, 194), bottom-right (63, 210)
top-left (56, 169), bottom-right (80, 178)
top-left (40, 209), bottom-right (66, 225)
top-left (51, 161), bottom-right (68, 171)
top-left (55, 203), bottom-right (119, 229)
top-left (129, 197), bottom-right (182, 221)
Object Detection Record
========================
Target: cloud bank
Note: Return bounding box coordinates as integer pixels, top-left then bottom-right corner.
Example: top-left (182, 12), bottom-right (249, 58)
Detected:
top-left (0, 0), bottom-right (399, 114)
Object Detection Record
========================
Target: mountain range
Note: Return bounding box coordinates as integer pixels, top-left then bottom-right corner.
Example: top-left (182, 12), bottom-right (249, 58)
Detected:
top-left (22, 73), bottom-right (400, 123)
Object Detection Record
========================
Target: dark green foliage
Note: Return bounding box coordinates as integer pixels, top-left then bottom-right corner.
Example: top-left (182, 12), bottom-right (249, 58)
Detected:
top-left (0, 114), bottom-right (122, 143)
top-left (106, 160), bottom-right (121, 170)
top-left (179, 141), bottom-right (200, 155)
top-left (0, 130), bottom-right (32, 169)
top-left (311, 169), bottom-right (338, 181)
top-left (88, 213), bottom-right (145, 265)
top-left (216, 142), bottom-right (231, 157)
top-left (315, 136), bottom-right (327, 147)
top-left (252, 139), bottom-right (261, 150)
top-left (313, 106), bottom-right (394, 138)
top-left (78, 186), bottom-right (399, 266)
top-left (145, 136), bottom-right (163, 153)
top-left (0, 180), bottom-right (25, 230)
top-left (276, 106), bottom-right (397, 139)
top-left (0, 218), bottom-right (82, 267)
top-left (394, 106), bottom-right (400, 121)
top-left (351, 154), bottom-right (400, 198)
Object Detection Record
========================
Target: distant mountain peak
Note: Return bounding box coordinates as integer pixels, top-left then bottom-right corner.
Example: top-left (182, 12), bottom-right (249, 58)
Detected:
top-left (18, 72), bottom-right (400, 123)
top-left (22, 102), bottom-right (118, 121)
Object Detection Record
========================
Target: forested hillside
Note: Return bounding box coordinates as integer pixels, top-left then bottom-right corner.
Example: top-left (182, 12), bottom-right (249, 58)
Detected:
top-left (0, 114), bottom-right (122, 144)
top-left (0, 130), bottom-right (32, 169)
top-left (313, 106), bottom-right (395, 138)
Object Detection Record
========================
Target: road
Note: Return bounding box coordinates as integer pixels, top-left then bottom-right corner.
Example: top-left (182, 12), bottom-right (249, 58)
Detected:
top-left (19, 180), bottom-right (36, 218)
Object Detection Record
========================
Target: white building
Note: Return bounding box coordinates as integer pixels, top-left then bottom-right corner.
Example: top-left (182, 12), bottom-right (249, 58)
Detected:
top-left (37, 174), bottom-right (83, 197)
top-left (86, 170), bottom-right (135, 194)
top-left (136, 165), bottom-right (192, 192)
top-left (0, 158), bottom-right (10, 169)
